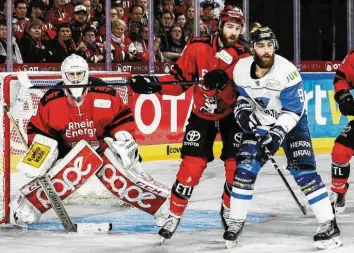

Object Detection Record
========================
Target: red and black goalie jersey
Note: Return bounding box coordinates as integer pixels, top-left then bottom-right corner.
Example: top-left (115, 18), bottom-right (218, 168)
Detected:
top-left (27, 77), bottom-right (135, 158)
top-left (333, 48), bottom-right (354, 92)
top-left (158, 34), bottom-right (251, 121)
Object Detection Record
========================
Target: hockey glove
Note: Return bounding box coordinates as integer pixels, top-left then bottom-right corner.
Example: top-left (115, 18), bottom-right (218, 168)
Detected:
top-left (234, 99), bottom-right (253, 131)
top-left (334, 89), bottom-right (354, 116)
top-left (202, 69), bottom-right (229, 91)
top-left (130, 75), bottom-right (161, 94)
top-left (104, 131), bottom-right (139, 170)
top-left (260, 125), bottom-right (287, 155)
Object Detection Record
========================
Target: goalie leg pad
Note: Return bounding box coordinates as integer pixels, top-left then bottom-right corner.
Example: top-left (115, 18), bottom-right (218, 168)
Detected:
top-left (97, 148), bottom-right (170, 218)
top-left (12, 140), bottom-right (103, 216)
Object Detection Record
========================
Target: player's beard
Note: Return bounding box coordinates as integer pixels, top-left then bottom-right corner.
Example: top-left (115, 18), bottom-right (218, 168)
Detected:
top-left (254, 52), bottom-right (275, 69)
top-left (220, 32), bottom-right (238, 48)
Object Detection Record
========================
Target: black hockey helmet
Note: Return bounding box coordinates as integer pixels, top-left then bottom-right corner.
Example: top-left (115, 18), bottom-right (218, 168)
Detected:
top-left (249, 26), bottom-right (279, 50)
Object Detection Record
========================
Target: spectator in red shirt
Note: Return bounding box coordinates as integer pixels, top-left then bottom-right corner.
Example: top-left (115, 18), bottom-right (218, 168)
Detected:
top-left (13, 0), bottom-right (29, 40)
top-left (30, 0), bottom-right (57, 41)
top-left (201, 1), bottom-right (218, 35)
top-left (109, 19), bottom-right (141, 62)
top-left (64, 0), bottom-right (84, 16)
top-left (44, 0), bottom-right (70, 27)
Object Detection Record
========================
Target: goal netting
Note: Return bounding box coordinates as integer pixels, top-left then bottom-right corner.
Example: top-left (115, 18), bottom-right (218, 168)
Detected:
top-left (0, 72), bottom-right (132, 224)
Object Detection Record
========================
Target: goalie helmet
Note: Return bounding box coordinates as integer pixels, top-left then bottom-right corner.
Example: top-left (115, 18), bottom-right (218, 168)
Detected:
top-left (61, 54), bottom-right (89, 104)
top-left (249, 26), bottom-right (279, 50)
top-left (218, 5), bottom-right (245, 32)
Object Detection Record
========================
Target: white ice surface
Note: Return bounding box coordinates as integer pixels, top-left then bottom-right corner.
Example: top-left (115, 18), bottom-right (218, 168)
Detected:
top-left (1, 154), bottom-right (353, 253)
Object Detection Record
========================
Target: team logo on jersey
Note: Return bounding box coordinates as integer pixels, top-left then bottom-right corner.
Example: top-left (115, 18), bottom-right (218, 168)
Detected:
top-left (255, 97), bottom-right (270, 108)
top-left (186, 131), bottom-right (201, 142)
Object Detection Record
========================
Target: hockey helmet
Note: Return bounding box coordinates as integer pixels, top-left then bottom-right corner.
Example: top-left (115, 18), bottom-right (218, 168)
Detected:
top-left (218, 5), bottom-right (245, 29)
top-left (249, 26), bottom-right (279, 50)
top-left (61, 54), bottom-right (89, 104)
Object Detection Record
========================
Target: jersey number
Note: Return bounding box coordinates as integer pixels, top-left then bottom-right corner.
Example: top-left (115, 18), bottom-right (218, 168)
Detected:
top-left (298, 89), bottom-right (305, 102)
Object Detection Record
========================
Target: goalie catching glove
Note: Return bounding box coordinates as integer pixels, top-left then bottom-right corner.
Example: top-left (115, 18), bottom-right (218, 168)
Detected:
top-left (104, 131), bottom-right (140, 171)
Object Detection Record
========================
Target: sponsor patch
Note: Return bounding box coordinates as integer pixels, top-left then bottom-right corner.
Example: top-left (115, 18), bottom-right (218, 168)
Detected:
top-left (94, 99), bottom-right (111, 108)
top-left (23, 143), bottom-right (50, 168)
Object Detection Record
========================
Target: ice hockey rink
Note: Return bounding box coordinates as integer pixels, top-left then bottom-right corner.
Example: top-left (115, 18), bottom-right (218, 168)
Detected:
top-left (0, 154), bottom-right (353, 253)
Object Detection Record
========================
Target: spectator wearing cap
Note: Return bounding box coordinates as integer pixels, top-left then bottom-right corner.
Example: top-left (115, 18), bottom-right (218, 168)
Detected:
top-left (64, 0), bottom-right (84, 17)
top-left (70, 5), bottom-right (89, 43)
top-left (160, 24), bottom-right (186, 62)
top-left (49, 22), bottom-right (85, 62)
top-left (81, 26), bottom-right (104, 63)
top-left (127, 4), bottom-right (144, 41)
top-left (109, 19), bottom-right (141, 62)
top-left (44, 0), bottom-right (70, 27)
top-left (18, 18), bottom-right (52, 63)
top-left (0, 19), bottom-right (23, 64)
top-left (201, 1), bottom-right (218, 35)
top-left (13, 0), bottom-right (30, 40)
top-left (30, 0), bottom-right (57, 41)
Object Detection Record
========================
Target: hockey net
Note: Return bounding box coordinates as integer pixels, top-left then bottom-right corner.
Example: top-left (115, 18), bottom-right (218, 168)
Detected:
top-left (0, 72), bottom-right (132, 224)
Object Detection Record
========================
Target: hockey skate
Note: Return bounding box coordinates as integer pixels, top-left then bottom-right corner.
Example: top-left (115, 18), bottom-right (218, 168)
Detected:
top-left (158, 213), bottom-right (181, 244)
top-left (313, 218), bottom-right (342, 250)
top-left (223, 218), bottom-right (245, 249)
top-left (330, 183), bottom-right (349, 214)
top-left (220, 203), bottom-right (230, 230)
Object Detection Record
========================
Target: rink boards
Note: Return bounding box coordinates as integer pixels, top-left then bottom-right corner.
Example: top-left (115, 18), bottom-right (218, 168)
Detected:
top-left (137, 72), bottom-right (350, 160)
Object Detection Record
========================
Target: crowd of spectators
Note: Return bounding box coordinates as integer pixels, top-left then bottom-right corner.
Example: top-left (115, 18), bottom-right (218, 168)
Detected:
top-left (0, 0), bottom-right (225, 64)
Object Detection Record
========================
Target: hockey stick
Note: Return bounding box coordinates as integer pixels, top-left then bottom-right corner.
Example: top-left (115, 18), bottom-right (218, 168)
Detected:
top-left (28, 80), bottom-right (202, 90)
top-left (251, 127), bottom-right (307, 215)
top-left (3, 104), bottom-right (112, 233)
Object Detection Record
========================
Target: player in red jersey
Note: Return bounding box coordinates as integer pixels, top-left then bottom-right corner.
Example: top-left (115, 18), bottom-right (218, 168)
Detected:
top-left (9, 54), bottom-right (170, 228)
top-left (329, 48), bottom-right (354, 214)
top-left (131, 5), bottom-right (251, 242)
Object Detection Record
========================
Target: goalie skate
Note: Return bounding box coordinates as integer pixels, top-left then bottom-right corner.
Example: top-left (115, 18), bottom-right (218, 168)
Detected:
top-left (330, 183), bottom-right (349, 215)
top-left (314, 218), bottom-right (342, 250)
top-left (158, 213), bottom-right (181, 244)
top-left (223, 219), bottom-right (245, 249)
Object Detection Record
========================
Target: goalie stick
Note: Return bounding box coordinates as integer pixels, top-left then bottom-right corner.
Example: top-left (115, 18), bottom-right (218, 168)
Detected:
top-left (251, 127), bottom-right (307, 215)
top-left (3, 104), bottom-right (112, 233)
top-left (28, 80), bottom-right (202, 90)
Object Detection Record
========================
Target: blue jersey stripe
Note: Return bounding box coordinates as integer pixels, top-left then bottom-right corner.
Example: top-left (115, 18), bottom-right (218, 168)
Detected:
top-left (231, 192), bottom-right (253, 200)
top-left (280, 81), bottom-right (304, 114)
top-left (308, 192), bottom-right (328, 205)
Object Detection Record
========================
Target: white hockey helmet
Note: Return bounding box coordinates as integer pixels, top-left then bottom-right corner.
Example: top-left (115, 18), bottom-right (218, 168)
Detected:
top-left (61, 54), bottom-right (89, 104)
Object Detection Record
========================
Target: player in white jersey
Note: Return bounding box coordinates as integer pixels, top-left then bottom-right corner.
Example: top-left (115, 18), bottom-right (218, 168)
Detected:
top-left (223, 27), bottom-right (342, 250)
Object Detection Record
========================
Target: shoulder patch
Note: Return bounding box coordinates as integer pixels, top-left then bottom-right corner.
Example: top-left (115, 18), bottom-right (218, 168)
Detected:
top-left (40, 87), bottom-right (66, 106)
top-left (89, 87), bottom-right (117, 96)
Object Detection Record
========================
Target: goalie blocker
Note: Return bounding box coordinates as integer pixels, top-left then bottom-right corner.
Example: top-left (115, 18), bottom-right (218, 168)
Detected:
top-left (10, 136), bottom-right (170, 229)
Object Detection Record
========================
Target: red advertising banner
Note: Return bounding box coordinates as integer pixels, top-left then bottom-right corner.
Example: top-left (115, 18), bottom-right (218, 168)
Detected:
top-left (0, 61), bottom-right (343, 73)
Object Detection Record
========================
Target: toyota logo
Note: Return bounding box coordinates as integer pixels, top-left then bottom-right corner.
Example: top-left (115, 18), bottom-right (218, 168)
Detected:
top-left (343, 125), bottom-right (351, 133)
top-left (234, 132), bottom-right (243, 144)
top-left (186, 130), bottom-right (201, 142)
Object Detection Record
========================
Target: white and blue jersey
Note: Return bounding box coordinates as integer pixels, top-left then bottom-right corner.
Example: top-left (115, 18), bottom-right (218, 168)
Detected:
top-left (233, 54), bottom-right (304, 133)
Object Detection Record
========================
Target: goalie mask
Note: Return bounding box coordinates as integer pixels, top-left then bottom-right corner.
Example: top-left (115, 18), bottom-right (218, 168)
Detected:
top-left (61, 54), bottom-right (89, 104)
